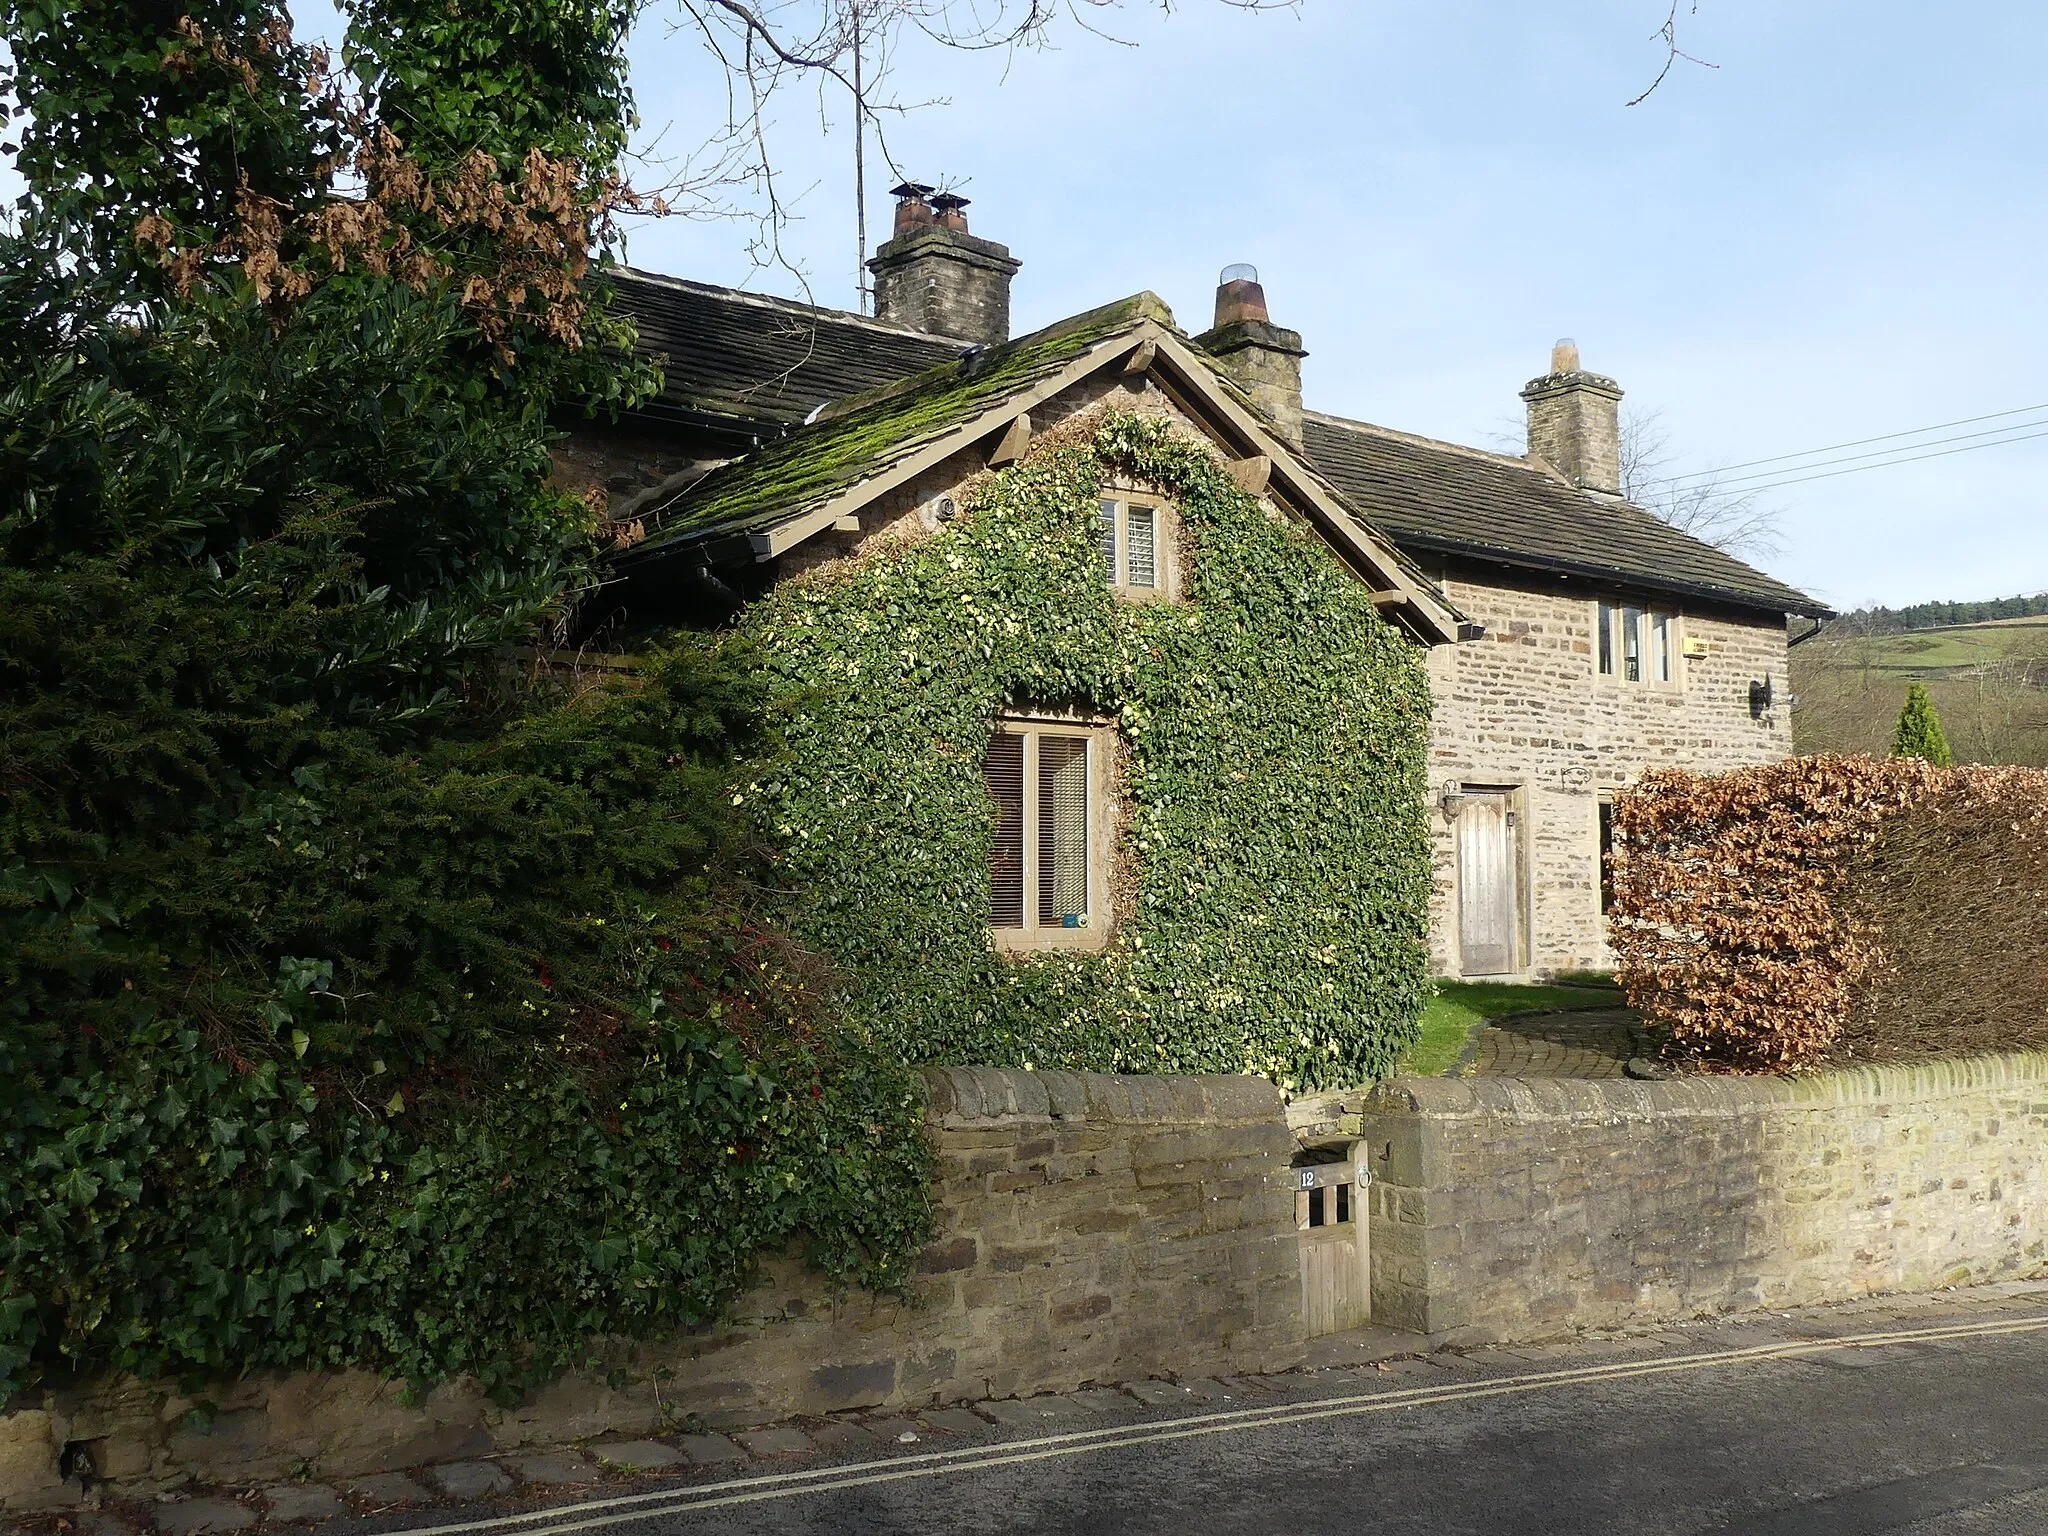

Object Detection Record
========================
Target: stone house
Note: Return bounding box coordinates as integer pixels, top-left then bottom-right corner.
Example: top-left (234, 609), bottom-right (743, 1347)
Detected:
top-left (564, 186), bottom-right (1826, 981)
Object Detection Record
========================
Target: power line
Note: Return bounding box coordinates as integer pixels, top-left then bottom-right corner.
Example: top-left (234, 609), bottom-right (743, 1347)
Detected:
top-left (1685, 416), bottom-right (2048, 493)
top-left (1679, 425), bottom-right (2048, 501)
top-left (1640, 399), bottom-right (2048, 489)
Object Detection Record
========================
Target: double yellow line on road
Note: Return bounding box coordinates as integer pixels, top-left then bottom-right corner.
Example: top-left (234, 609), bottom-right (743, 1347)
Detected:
top-left (387, 1311), bottom-right (2048, 1535)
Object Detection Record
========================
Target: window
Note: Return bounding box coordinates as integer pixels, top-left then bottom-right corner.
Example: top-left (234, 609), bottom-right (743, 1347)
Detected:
top-left (1097, 496), bottom-right (1173, 599)
top-left (985, 718), bottom-right (1114, 950)
top-left (1597, 602), bottom-right (1676, 685)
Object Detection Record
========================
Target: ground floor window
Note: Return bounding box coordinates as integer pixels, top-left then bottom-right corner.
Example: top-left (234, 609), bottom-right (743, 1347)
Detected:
top-left (986, 717), bottom-right (1114, 951)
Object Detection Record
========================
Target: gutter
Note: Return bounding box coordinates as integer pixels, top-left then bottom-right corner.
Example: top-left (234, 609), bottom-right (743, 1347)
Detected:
top-left (1384, 531), bottom-right (1834, 623)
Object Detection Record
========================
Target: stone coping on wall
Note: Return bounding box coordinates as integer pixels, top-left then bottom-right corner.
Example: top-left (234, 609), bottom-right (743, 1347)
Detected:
top-left (924, 1065), bottom-right (1283, 1126)
top-left (1371, 1049), bottom-right (2048, 1123)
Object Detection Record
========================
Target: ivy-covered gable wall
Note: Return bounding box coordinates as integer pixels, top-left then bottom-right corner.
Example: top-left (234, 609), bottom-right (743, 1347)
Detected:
top-left (738, 401), bottom-right (1435, 1093)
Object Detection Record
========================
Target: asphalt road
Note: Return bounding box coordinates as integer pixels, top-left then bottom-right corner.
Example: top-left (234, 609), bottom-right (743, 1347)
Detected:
top-left (366, 1300), bottom-right (2048, 1536)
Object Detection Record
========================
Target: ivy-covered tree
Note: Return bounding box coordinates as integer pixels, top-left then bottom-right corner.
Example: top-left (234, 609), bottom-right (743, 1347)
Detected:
top-left (0, 0), bottom-right (928, 1398)
top-left (1892, 682), bottom-right (1956, 767)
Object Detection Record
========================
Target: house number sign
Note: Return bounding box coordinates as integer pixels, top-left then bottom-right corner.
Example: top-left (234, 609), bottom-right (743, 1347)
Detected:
top-left (1296, 1164), bottom-right (1367, 1190)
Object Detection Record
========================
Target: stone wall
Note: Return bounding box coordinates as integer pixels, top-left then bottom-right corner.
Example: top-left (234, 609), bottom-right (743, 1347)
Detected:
top-left (1359, 1053), bottom-right (2048, 1341)
top-left (2, 1069), bottom-right (1304, 1509)
top-left (1421, 563), bottom-right (1794, 975)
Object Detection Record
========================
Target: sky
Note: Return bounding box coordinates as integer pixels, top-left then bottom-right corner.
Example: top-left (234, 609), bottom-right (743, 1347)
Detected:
top-left (14, 2), bottom-right (2046, 611)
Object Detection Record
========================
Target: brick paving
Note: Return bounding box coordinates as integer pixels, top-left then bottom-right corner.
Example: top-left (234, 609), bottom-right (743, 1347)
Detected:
top-left (1461, 1006), bottom-right (1656, 1079)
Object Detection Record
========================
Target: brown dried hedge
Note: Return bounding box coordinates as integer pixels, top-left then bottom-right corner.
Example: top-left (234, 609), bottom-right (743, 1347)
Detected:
top-left (1609, 754), bottom-right (2048, 1071)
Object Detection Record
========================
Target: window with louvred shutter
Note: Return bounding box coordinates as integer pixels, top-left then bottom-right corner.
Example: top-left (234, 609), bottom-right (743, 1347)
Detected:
top-left (985, 715), bottom-right (1115, 952)
top-left (1096, 495), bottom-right (1176, 602)
top-left (986, 731), bottom-right (1025, 927)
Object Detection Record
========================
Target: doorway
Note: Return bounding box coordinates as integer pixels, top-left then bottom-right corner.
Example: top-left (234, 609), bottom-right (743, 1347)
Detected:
top-left (1456, 788), bottom-right (1521, 977)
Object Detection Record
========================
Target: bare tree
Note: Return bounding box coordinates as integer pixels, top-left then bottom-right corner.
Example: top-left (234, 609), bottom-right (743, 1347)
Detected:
top-left (1619, 405), bottom-right (1783, 560)
top-left (1627, 1), bottom-right (1716, 107)
top-left (656, 0), bottom-right (1294, 302)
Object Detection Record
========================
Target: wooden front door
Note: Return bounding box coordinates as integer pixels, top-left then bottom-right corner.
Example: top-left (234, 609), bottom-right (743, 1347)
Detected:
top-left (1457, 791), bottom-right (1519, 977)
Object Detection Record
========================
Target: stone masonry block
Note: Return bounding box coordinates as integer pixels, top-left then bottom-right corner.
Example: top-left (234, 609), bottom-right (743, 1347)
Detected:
top-left (0, 1409), bottom-right (62, 1504)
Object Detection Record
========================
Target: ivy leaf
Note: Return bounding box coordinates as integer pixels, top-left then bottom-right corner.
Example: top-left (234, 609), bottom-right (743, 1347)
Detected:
top-left (55, 1166), bottom-right (102, 1206)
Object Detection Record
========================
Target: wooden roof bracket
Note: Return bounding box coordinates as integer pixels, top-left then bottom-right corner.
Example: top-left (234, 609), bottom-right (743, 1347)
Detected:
top-left (987, 413), bottom-right (1033, 467)
top-left (1227, 454), bottom-right (1272, 495)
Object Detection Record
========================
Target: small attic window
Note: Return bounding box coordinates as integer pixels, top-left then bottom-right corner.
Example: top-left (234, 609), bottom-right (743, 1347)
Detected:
top-left (1097, 496), bottom-right (1177, 601)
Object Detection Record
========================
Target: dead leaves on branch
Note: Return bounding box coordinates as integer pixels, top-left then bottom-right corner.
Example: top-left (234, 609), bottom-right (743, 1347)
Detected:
top-left (1610, 755), bottom-right (2048, 1071)
top-left (136, 14), bottom-right (642, 355)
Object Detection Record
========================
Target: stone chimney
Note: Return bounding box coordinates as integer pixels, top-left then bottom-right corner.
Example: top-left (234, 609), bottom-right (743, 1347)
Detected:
top-left (1195, 264), bottom-right (1306, 445)
top-left (1521, 339), bottom-right (1624, 494)
top-left (867, 184), bottom-right (1020, 345)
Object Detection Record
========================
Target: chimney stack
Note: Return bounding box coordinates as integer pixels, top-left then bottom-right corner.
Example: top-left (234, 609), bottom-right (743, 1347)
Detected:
top-left (867, 184), bottom-right (1020, 345)
top-left (1521, 339), bottom-right (1624, 494)
top-left (1195, 264), bottom-right (1306, 445)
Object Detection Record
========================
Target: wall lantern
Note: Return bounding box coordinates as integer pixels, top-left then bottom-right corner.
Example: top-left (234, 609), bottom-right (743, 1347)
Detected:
top-left (1749, 678), bottom-right (1774, 719)
top-left (1438, 782), bottom-right (1470, 820)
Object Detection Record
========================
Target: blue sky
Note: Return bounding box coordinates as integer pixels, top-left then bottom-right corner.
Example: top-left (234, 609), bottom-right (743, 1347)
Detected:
top-left (608, 1), bottom-right (2048, 612)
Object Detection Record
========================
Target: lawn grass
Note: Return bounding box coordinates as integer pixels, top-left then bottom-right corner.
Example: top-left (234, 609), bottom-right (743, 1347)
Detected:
top-left (1395, 979), bottom-right (1626, 1078)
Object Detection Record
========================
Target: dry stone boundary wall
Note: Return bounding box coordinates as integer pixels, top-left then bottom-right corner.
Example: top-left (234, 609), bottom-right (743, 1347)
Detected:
top-left (1360, 1051), bottom-right (2048, 1340)
top-left (2, 1068), bottom-right (1305, 1509)
top-left (12, 1053), bottom-right (2048, 1509)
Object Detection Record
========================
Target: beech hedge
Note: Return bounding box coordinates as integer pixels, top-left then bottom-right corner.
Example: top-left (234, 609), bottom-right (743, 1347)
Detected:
top-left (1610, 753), bottom-right (2048, 1069)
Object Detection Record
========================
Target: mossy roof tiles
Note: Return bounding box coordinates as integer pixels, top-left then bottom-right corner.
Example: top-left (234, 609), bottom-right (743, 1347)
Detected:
top-left (1301, 414), bottom-right (1829, 618)
top-left (620, 295), bottom-right (1161, 556)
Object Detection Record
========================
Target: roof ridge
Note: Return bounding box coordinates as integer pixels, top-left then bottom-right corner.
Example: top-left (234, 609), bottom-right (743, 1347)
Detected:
top-left (612, 266), bottom-right (970, 348)
top-left (1303, 407), bottom-right (1567, 483)
top-left (812, 292), bottom-right (1172, 426)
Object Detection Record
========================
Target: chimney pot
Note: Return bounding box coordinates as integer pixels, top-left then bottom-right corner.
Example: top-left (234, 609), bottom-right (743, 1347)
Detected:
top-left (1212, 263), bottom-right (1271, 328)
top-left (1551, 337), bottom-right (1580, 374)
top-left (930, 192), bottom-right (970, 233)
top-left (889, 181), bottom-right (936, 235)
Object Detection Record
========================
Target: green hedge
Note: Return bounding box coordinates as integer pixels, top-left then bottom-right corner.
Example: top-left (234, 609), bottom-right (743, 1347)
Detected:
top-left (739, 410), bottom-right (1435, 1092)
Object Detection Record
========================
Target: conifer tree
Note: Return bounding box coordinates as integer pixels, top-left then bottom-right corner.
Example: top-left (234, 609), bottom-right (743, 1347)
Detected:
top-left (1891, 682), bottom-right (1955, 766)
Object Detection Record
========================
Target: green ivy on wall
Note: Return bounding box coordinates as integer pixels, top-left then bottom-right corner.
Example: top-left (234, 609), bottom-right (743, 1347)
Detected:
top-left (739, 411), bottom-right (1435, 1092)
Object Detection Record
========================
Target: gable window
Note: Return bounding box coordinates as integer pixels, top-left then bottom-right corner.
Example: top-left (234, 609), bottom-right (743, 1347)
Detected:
top-left (1097, 496), bottom-right (1173, 599)
top-left (1597, 602), bottom-right (1675, 685)
top-left (985, 717), bottom-right (1114, 951)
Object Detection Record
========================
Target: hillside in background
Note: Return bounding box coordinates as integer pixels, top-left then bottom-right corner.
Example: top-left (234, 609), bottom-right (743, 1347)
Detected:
top-left (1845, 592), bottom-right (2048, 632)
top-left (1792, 611), bottom-right (2048, 767)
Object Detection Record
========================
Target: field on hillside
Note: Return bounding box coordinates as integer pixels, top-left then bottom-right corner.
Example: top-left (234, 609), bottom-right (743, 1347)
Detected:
top-left (1836, 616), bottom-right (2048, 674)
top-left (1792, 616), bottom-right (2048, 766)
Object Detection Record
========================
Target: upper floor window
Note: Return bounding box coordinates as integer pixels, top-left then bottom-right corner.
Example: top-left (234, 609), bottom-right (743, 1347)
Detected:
top-left (985, 716), bottom-right (1114, 952)
top-left (1597, 602), bottom-right (1675, 685)
top-left (1097, 496), bottom-right (1176, 600)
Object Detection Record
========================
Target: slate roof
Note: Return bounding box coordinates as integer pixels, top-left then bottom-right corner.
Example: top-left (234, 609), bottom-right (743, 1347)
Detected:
top-left (1302, 413), bottom-right (1830, 618)
top-left (616, 294), bottom-right (1166, 562)
top-left (607, 267), bottom-right (965, 438)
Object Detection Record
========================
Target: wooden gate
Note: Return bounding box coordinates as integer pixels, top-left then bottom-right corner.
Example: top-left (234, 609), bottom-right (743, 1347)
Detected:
top-left (1457, 789), bottom-right (1519, 977)
top-left (1295, 1148), bottom-right (1370, 1336)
